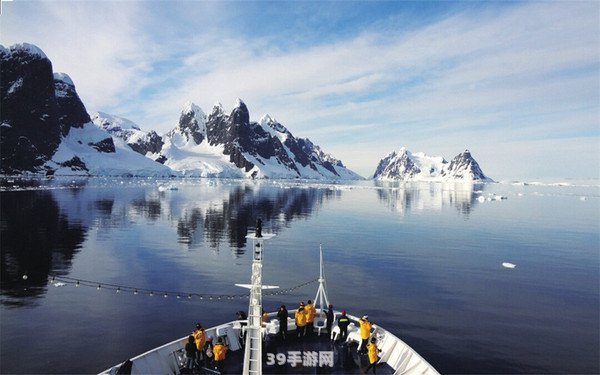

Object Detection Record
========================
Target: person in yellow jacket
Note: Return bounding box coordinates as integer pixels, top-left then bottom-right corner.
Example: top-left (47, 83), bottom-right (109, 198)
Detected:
top-left (365, 337), bottom-right (381, 374)
top-left (358, 315), bottom-right (372, 353)
top-left (212, 337), bottom-right (228, 373)
top-left (262, 309), bottom-right (269, 326)
top-left (192, 323), bottom-right (206, 366)
top-left (305, 300), bottom-right (316, 336)
top-left (295, 306), bottom-right (307, 338)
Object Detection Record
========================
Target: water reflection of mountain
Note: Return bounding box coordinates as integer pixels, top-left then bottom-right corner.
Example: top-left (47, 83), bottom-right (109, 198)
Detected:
top-left (0, 190), bottom-right (87, 307)
top-left (0, 180), bottom-right (340, 305)
top-left (177, 184), bottom-right (339, 252)
top-left (375, 182), bottom-right (486, 216)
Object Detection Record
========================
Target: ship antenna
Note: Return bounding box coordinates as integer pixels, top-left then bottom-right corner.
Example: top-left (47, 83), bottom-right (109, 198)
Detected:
top-left (239, 220), bottom-right (275, 375)
top-left (314, 243), bottom-right (330, 312)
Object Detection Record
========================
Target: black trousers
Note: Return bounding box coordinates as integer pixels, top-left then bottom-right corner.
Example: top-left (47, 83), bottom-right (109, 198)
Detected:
top-left (339, 327), bottom-right (348, 341)
top-left (366, 362), bottom-right (377, 374)
top-left (279, 321), bottom-right (287, 339)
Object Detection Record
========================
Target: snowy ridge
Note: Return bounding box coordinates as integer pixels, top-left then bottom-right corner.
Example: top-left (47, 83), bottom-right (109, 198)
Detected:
top-left (92, 111), bottom-right (141, 132)
top-left (46, 122), bottom-right (173, 177)
top-left (3, 43), bottom-right (48, 59)
top-left (374, 148), bottom-right (492, 182)
top-left (53, 72), bottom-right (74, 86)
top-left (91, 112), bottom-right (164, 158)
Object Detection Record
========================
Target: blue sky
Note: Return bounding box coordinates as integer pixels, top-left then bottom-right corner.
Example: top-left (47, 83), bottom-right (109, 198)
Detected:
top-left (2, 0), bottom-right (598, 181)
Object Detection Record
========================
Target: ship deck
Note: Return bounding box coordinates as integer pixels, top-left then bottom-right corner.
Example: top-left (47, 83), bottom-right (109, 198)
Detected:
top-left (194, 331), bottom-right (394, 374)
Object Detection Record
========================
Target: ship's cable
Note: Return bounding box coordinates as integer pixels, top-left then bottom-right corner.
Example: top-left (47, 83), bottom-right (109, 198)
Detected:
top-left (16, 273), bottom-right (318, 301)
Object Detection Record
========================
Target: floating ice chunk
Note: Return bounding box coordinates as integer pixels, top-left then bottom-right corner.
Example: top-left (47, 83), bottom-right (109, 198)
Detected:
top-left (502, 262), bottom-right (516, 269)
top-left (579, 196), bottom-right (587, 201)
top-left (158, 184), bottom-right (178, 192)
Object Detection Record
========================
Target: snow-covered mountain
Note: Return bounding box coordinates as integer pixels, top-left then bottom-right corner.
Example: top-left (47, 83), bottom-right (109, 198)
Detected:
top-left (153, 102), bottom-right (245, 177)
top-left (150, 99), bottom-right (363, 179)
top-left (373, 147), bottom-right (492, 182)
top-left (91, 111), bottom-right (164, 157)
top-left (2, 42), bottom-right (359, 179)
top-left (0, 43), bottom-right (173, 176)
top-left (92, 100), bottom-right (362, 179)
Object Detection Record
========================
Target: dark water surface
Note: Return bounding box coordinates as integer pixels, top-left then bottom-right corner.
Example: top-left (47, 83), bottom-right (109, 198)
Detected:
top-left (1, 178), bottom-right (598, 374)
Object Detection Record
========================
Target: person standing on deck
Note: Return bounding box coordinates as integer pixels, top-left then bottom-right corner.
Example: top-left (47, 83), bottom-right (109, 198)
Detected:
top-left (203, 337), bottom-right (215, 369)
top-left (277, 305), bottom-right (288, 340)
top-left (213, 337), bottom-right (228, 373)
top-left (358, 315), bottom-right (372, 353)
top-left (295, 306), bottom-right (307, 338)
top-left (337, 310), bottom-right (350, 342)
top-left (262, 309), bottom-right (269, 326)
top-left (305, 300), bottom-right (316, 336)
top-left (192, 323), bottom-right (206, 366)
top-left (236, 310), bottom-right (247, 347)
top-left (365, 337), bottom-right (381, 374)
top-left (326, 304), bottom-right (334, 336)
top-left (184, 335), bottom-right (197, 370)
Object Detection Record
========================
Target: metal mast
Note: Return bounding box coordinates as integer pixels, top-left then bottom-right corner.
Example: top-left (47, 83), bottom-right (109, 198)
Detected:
top-left (241, 221), bottom-right (275, 375)
top-left (313, 244), bottom-right (330, 312)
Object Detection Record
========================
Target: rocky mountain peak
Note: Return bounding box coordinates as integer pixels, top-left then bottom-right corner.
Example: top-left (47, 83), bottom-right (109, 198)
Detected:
top-left (373, 147), bottom-right (421, 180)
top-left (174, 101), bottom-right (206, 144)
top-left (374, 147), bottom-right (491, 182)
top-left (441, 149), bottom-right (489, 181)
top-left (259, 113), bottom-right (288, 134)
top-left (1, 43), bottom-right (72, 173)
top-left (231, 98), bottom-right (250, 126)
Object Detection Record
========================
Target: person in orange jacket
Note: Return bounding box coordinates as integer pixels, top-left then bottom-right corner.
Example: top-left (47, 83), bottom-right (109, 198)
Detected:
top-left (365, 337), bottom-right (381, 373)
top-left (212, 337), bottom-right (228, 373)
top-left (305, 300), bottom-right (316, 336)
top-left (358, 315), bottom-right (372, 353)
top-left (295, 306), bottom-right (307, 338)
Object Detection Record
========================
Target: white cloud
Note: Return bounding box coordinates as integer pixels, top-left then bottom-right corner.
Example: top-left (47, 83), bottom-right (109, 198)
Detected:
top-left (1, 1), bottom-right (597, 180)
top-left (1, 1), bottom-right (161, 110)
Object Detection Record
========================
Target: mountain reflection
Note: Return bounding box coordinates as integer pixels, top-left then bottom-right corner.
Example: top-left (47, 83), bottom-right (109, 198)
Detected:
top-left (177, 184), bottom-right (339, 252)
top-left (0, 190), bottom-right (86, 307)
top-left (0, 179), bottom-right (340, 306)
top-left (375, 181), bottom-right (486, 216)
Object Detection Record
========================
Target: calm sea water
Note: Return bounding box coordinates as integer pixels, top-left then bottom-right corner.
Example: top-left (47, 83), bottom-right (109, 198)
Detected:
top-left (1, 177), bottom-right (598, 374)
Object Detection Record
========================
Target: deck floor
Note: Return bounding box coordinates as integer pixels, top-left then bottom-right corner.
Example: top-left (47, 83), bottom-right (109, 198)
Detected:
top-left (193, 331), bottom-right (394, 374)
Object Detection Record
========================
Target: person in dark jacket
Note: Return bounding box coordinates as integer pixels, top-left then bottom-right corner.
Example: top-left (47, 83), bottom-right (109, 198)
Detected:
top-left (326, 304), bottom-right (334, 336)
top-left (337, 310), bottom-right (350, 342)
top-left (277, 305), bottom-right (288, 340)
top-left (203, 337), bottom-right (214, 369)
top-left (184, 335), bottom-right (197, 370)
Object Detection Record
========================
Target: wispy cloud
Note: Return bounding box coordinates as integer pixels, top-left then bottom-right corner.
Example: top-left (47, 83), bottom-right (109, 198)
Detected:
top-left (1, 1), bottom-right (597, 179)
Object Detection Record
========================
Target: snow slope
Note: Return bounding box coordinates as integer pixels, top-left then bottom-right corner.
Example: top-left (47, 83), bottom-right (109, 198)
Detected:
top-left (47, 122), bottom-right (173, 177)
